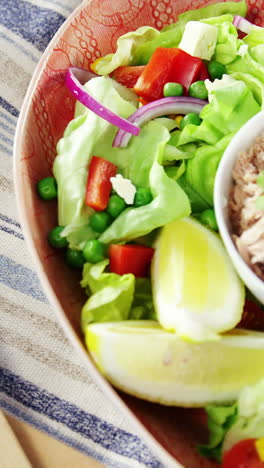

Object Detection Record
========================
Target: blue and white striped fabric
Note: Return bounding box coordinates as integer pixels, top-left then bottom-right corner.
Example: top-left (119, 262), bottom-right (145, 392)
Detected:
top-left (0, 1), bottom-right (162, 466)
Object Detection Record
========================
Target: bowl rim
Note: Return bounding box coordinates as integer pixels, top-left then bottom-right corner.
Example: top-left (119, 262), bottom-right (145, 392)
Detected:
top-left (12, 1), bottom-right (183, 467)
top-left (214, 110), bottom-right (264, 295)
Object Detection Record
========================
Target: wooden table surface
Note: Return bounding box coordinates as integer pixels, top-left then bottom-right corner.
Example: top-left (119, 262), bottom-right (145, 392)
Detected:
top-left (1, 411), bottom-right (105, 468)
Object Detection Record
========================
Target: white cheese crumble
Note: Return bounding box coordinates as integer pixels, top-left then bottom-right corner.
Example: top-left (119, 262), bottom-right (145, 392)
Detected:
top-left (237, 44), bottom-right (248, 57)
top-left (179, 21), bottom-right (218, 61)
top-left (110, 174), bottom-right (136, 204)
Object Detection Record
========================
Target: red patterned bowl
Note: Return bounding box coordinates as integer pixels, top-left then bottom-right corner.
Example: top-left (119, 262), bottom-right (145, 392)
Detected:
top-left (14, 1), bottom-right (264, 467)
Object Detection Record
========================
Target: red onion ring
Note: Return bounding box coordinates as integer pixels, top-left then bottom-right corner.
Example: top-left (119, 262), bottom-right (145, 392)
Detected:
top-left (113, 96), bottom-right (207, 148)
top-left (65, 67), bottom-right (140, 136)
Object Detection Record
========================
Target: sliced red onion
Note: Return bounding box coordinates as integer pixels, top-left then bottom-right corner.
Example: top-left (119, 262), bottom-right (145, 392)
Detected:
top-left (233, 15), bottom-right (262, 34)
top-left (113, 96), bottom-right (207, 148)
top-left (65, 67), bottom-right (140, 136)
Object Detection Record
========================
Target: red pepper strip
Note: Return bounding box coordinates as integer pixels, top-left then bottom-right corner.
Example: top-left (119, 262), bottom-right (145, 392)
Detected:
top-left (134, 47), bottom-right (205, 101)
top-left (109, 244), bottom-right (154, 277)
top-left (223, 439), bottom-right (264, 468)
top-left (198, 62), bottom-right (209, 81)
top-left (110, 65), bottom-right (145, 88)
top-left (85, 156), bottom-right (117, 211)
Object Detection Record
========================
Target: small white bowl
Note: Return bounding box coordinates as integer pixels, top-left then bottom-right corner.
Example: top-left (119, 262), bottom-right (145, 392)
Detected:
top-left (214, 111), bottom-right (264, 305)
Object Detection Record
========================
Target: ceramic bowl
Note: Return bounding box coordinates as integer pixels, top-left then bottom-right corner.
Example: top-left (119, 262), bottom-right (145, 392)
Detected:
top-left (214, 111), bottom-right (264, 305)
top-left (13, 1), bottom-right (264, 467)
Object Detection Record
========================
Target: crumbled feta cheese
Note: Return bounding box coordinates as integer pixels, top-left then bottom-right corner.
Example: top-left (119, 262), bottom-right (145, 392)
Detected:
top-left (110, 174), bottom-right (136, 204)
top-left (237, 44), bottom-right (248, 57)
top-left (205, 74), bottom-right (237, 102)
top-left (179, 21), bottom-right (218, 61)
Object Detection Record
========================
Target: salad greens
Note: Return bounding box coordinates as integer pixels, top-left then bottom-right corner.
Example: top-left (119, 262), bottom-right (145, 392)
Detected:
top-left (200, 378), bottom-right (264, 461)
top-left (81, 260), bottom-right (155, 328)
top-left (198, 403), bottom-right (238, 462)
top-left (81, 260), bottom-right (134, 329)
top-left (53, 77), bottom-right (136, 249)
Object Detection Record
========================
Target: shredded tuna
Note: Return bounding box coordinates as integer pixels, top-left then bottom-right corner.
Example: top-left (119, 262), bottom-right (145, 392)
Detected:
top-left (229, 132), bottom-right (264, 281)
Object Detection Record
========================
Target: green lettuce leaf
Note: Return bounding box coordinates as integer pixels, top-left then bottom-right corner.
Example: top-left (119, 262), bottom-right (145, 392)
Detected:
top-left (227, 50), bottom-right (264, 83)
top-left (92, 26), bottom-right (159, 75)
top-left (179, 134), bottom-right (233, 207)
top-left (243, 29), bottom-right (264, 49)
top-left (174, 76), bottom-right (259, 209)
top-left (202, 16), bottom-right (242, 64)
top-left (178, 78), bottom-right (260, 146)
top-left (81, 261), bottom-right (156, 327)
top-left (198, 403), bottom-right (238, 462)
top-left (133, 1), bottom-right (246, 64)
top-left (223, 378), bottom-right (264, 453)
top-left (230, 72), bottom-right (264, 108)
top-left (131, 26), bottom-right (185, 65)
top-left (200, 378), bottom-right (264, 461)
top-left (53, 77), bottom-right (136, 249)
top-left (171, 0), bottom-right (246, 27)
top-left (130, 278), bottom-right (156, 320)
top-left (99, 121), bottom-right (191, 244)
top-left (250, 45), bottom-right (264, 67)
top-left (81, 260), bottom-right (135, 330)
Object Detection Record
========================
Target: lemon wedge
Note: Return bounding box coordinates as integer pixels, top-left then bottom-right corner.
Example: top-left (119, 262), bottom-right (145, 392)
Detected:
top-left (152, 217), bottom-right (245, 342)
top-left (86, 321), bottom-right (264, 406)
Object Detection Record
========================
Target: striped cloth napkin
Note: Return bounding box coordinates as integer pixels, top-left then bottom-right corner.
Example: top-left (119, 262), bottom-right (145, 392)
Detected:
top-left (0, 1), bottom-right (162, 466)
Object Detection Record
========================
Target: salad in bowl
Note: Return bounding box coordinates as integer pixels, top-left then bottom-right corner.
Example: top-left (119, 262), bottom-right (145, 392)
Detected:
top-left (19, 0), bottom-right (264, 466)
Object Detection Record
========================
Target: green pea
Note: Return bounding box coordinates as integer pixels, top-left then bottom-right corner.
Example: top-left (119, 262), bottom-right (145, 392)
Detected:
top-left (199, 209), bottom-right (218, 231)
top-left (134, 187), bottom-right (153, 207)
top-left (90, 212), bottom-right (112, 233)
top-left (83, 239), bottom-right (105, 263)
top-left (189, 81), bottom-right (208, 100)
top-left (180, 113), bottom-right (202, 130)
top-left (37, 177), bottom-right (57, 200)
top-left (48, 226), bottom-right (68, 248)
top-left (208, 61), bottom-right (226, 81)
top-left (163, 82), bottom-right (184, 97)
top-left (65, 248), bottom-right (85, 269)
top-left (107, 195), bottom-right (127, 218)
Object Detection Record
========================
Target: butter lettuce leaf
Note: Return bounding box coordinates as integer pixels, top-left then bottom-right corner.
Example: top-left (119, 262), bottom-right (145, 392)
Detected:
top-left (173, 0), bottom-right (246, 26)
top-left (81, 260), bottom-right (135, 330)
top-left (53, 77), bottom-right (136, 249)
top-left (200, 378), bottom-right (264, 462)
top-left (230, 72), bottom-right (264, 108)
top-left (202, 16), bottom-right (242, 64)
top-left (223, 378), bottom-right (264, 453)
top-left (53, 77), bottom-right (190, 249)
top-left (227, 50), bottom-right (264, 83)
top-left (81, 261), bottom-right (156, 327)
top-left (179, 78), bottom-right (260, 146)
top-left (198, 403), bottom-right (238, 462)
top-left (130, 278), bottom-right (156, 320)
top-left (91, 26), bottom-right (159, 75)
top-left (99, 121), bottom-right (191, 244)
top-left (179, 134), bottom-right (233, 208)
top-left (176, 78), bottom-right (260, 209)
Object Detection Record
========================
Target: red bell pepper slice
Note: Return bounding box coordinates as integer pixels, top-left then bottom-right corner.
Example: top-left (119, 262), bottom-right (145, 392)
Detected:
top-left (198, 61), bottom-right (209, 81)
top-left (110, 65), bottom-right (145, 88)
top-left (134, 47), bottom-right (205, 101)
top-left (85, 156), bottom-right (117, 211)
top-left (109, 244), bottom-right (155, 277)
top-left (223, 439), bottom-right (264, 468)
